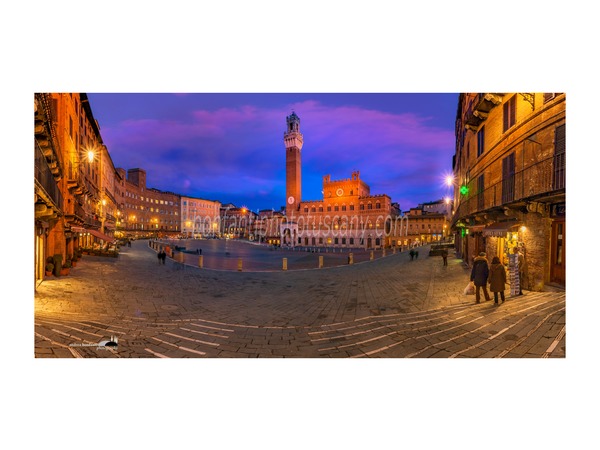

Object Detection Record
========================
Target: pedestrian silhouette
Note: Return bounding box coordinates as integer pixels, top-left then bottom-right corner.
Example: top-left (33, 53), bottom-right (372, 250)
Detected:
top-left (470, 252), bottom-right (491, 304)
top-left (488, 256), bottom-right (507, 305)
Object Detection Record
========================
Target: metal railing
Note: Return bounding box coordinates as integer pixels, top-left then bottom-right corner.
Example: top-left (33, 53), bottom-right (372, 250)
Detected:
top-left (454, 154), bottom-right (565, 220)
top-left (34, 142), bottom-right (63, 211)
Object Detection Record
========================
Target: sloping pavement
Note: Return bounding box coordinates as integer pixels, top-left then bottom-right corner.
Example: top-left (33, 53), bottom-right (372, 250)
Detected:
top-left (34, 240), bottom-right (565, 358)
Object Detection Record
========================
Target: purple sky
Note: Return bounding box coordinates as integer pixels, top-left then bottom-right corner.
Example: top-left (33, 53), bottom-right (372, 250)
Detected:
top-left (87, 93), bottom-right (458, 212)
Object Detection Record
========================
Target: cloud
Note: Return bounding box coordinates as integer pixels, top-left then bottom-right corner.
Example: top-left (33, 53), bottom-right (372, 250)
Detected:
top-left (99, 97), bottom-right (455, 211)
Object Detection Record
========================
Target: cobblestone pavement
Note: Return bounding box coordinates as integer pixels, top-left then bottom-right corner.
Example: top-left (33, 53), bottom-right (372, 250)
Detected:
top-left (34, 240), bottom-right (565, 358)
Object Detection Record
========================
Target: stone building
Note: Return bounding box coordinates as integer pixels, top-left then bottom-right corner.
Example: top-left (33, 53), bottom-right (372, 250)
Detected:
top-left (181, 195), bottom-right (221, 238)
top-left (419, 199), bottom-right (453, 220)
top-left (403, 207), bottom-right (449, 246)
top-left (280, 112), bottom-right (404, 249)
top-left (116, 168), bottom-right (181, 237)
top-left (34, 93), bottom-right (119, 285)
top-left (253, 209), bottom-right (285, 245)
top-left (220, 204), bottom-right (257, 239)
top-left (450, 93), bottom-right (566, 290)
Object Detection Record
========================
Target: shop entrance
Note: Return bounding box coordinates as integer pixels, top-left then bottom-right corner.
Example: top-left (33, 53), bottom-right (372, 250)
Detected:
top-left (550, 220), bottom-right (565, 285)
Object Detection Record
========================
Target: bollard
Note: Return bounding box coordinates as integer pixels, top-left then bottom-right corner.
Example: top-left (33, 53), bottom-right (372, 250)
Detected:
top-left (382, 248), bottom-right (386, 257)
top-left (176, 251), bottom-right (184, 263)
top-left (198, 255), bottom-right (203, 269)
top-left (370, 250), bottom-right (374, 260)
top-left (319, 255), bottom-right (324, 268)
top-left (349, 253), bottom-right (354, 265)
top-left (282, 258), bottom-right (288, 271)
top-left (238, 258), bottom-right (243, 272)
top-left (393, 247), bottom-right (396, 254)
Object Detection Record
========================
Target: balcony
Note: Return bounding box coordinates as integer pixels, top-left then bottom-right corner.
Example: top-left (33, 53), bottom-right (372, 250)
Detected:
top-left (86, 215), bottom-right (103, 229)
top-left (64, 201), bottom-right (86, 226)
top-left (453, 153), bottom-right (565, 224)
top-left (66, 161), bottom-right (89, 196)
top-left (464, 93), bottom-right (504, 131)
top-left (103, 188), bottom-right (117, 205)
top-left (35, 143), bottom-right (63, 217)
top-left (34, 94), bottom-right (62, 180)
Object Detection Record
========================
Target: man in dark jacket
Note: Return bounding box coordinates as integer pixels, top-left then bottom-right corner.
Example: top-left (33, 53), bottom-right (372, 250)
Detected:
top-left (470, 252), bottom-right (491, 303)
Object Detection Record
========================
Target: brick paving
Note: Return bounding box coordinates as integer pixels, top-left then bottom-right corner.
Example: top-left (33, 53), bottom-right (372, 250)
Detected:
top-left (34, 239), bottom-right (566, 358)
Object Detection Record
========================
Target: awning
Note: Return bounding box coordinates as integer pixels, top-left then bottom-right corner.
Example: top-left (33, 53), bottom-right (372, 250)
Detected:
top-left (483, 221), bottom-right (521, 237)
top-left (468, 225), bottom-right (485, 233)
top-left (71, 226), bottom-right (116, 242)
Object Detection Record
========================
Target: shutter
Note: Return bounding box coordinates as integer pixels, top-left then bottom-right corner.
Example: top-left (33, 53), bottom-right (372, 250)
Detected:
top-left (553, 124), bottom-right (566, 190)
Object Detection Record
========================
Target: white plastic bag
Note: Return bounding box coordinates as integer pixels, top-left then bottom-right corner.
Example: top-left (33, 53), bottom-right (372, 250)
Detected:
top-left (464, 281), bottom-right (475, 295)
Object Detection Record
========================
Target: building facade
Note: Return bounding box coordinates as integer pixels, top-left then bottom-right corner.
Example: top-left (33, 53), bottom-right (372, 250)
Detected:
top-left (220, 204), bottom-right (257, 239)
top-left (34, 93), bottom-right (120, 285)
top-left (253, 209), bottom-right (285, 245)
top-left (181, 196), bottom-right (221, 238)
top-left (403, 207), bottom-right (449, 246)
top-left (450, 93), bottom-right (566, 290)
top-left (280, 112), bottom-right (405, 249)
top-left (116, 168), bottom-right (181, 238)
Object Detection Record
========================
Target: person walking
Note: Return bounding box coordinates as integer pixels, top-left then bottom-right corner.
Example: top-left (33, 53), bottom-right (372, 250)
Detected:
top-left (470, 252), bottom-right (491, 303)
top-left (157, 248), bottom-right (166, 265)
top-left (488, 256), bottom-right (507, 306)
top-left (441, 248), bottom-right (448, 266)
top-left (409, 249), bottom-right (415, 261)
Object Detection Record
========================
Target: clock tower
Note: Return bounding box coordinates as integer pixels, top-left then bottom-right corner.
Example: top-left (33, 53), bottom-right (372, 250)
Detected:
top-left (284, 111), bottom-right (303, 218)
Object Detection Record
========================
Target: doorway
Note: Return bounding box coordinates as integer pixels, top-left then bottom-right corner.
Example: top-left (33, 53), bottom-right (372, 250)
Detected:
top-left (550, 220), bottom-right (565, 285)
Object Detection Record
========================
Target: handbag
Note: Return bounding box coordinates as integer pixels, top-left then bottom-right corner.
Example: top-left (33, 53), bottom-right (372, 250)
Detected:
top-left (463, 281), bottom-right (475, 295)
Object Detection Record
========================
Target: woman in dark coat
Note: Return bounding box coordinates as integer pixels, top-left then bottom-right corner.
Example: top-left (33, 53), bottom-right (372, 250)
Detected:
top-left (470, 252), bottom-right (491, 303)
top-left (488, 256), bottom-right (507, 305)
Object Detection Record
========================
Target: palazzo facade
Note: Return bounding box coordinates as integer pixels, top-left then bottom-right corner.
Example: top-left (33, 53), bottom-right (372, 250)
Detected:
top-left (280, 112), bottom-right (405, 249)
top-left (450, 93), bottom-right (566, 290)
